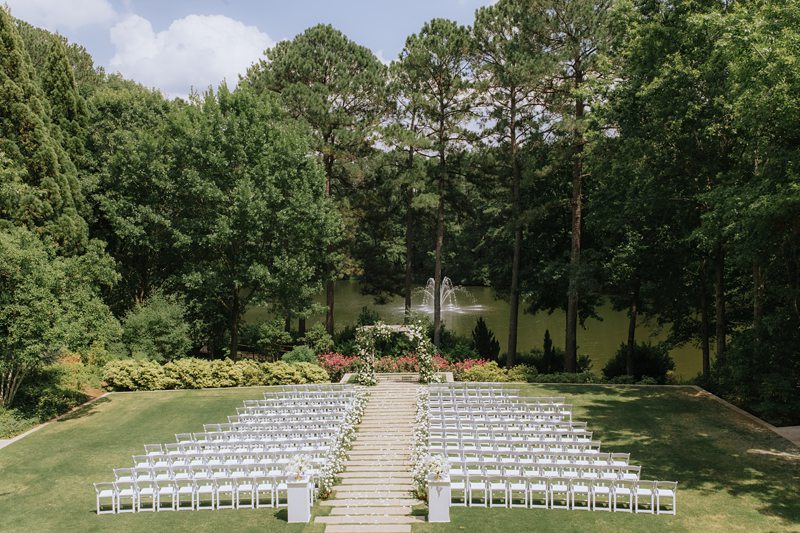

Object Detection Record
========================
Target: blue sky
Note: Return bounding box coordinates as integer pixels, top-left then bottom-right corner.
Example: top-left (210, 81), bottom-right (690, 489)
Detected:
top-left (7, 0), bottom-right (494, 97)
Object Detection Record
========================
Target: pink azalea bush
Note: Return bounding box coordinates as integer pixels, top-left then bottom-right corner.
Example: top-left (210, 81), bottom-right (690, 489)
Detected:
top-left (317, 352), bottom-right (359, 382)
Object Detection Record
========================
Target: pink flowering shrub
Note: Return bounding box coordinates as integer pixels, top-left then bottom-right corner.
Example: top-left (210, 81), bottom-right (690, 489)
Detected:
top-left (451, 358), bottom-right (490, 380)
top-left (317, 352), bottom-right (359, 382)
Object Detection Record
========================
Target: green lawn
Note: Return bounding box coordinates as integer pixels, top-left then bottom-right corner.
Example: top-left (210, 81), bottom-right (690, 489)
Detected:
top-left (0, 385), bottom-right (798, 532)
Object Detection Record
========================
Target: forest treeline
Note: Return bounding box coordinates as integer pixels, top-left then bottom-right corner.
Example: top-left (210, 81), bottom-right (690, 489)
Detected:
top-left (0, 1), bottom-right (798, 424)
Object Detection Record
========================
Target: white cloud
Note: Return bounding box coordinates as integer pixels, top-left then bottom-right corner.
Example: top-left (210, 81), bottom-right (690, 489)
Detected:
top-left (6, 0), bottom-right (117, 31)
top-left (375, 49), bottom-right (392, 66)
top-left (109, 14), bottom-right (273, 98)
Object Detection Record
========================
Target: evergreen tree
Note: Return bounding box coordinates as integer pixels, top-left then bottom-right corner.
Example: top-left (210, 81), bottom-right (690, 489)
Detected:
top-left (472, 317), bottom-right (500, 362)
top-left (0, 6), bottom-right (88, 253)
top-left (244, 24), bottom-right (386, 335)
top-left (395, 18), bottom-right (475, 346)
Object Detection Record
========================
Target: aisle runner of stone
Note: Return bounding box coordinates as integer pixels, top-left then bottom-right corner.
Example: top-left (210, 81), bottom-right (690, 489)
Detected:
top-left (316, 375), bottom-right (423, 533)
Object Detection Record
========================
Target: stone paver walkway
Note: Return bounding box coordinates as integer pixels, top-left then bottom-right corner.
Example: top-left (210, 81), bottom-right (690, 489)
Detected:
top-left (776, 426), bottom-right (800, 447)
top-left (316, 376), bottom-right (423, 533)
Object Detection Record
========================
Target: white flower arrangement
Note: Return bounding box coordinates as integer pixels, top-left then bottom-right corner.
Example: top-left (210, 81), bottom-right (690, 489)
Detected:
top-left (354, 322), bottom-right (439, 385)
top-left (287, 454), bottom-right (313, 480)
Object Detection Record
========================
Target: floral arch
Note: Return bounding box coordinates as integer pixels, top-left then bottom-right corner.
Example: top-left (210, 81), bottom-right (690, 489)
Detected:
top-left (355, 323), bottom-right (437, 385)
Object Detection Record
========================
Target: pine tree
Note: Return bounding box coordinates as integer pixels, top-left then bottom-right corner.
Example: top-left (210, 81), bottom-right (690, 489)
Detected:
top-left (0, 6), bottom-right (87, 253)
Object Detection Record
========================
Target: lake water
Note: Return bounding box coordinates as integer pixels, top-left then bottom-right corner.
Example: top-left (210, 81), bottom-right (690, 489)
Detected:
top-left (247, 280), bottom-right (702, 379)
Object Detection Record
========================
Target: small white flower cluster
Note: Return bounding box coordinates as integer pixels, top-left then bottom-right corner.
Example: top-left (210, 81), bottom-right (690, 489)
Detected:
top-left (317, 387), bottom-right (369, 497)
top-left (286, 454), bottom-right (313, 480)
top-left (411, 387), bottom-right (431, 498)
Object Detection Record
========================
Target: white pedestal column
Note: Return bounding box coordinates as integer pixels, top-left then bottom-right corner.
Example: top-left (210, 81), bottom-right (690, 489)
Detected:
top-left (428, 477), bottom-right (451, 523)
top-left (287, 478), bottom-right (312, 523)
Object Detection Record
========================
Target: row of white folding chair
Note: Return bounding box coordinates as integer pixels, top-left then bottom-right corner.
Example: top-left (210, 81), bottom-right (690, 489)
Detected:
top-left (250, 394), bottom-right (355, 403)
top-left (192, 427), bottom-right (340, 440)
top-left (186, 429), bottom-right (336, 442)
top-left (173, 434), bottom-right (336, 449)
top-left (227, 414), bottom-right (344, 426)
top-left (431, 405), bottom-right (573, 417)
top-left (431, 415), bottom-right (573, 427)
top-left (201, 422), bottom-right (341, 433)
top-left (116, 463), bottom-right (316, 483)
top-left (167, 437), bottom-right (335, 457)
top-left (452, 460), bottom-right (640, 481)
top-left (429, 382), bottom-right (521, 390)
top-left (231, 410), bottom-right (347, 422)
top-left (430, 421), bottom-right (587, 437)
top-left (448, 472), bottom-right (676, 514)
top-left (432, 440), bottom-right (603, 456)
top-left (431, 425), bottom-right (591, 438)
top-left (237, 402), bottom-right (352, 413)
top-left (133, 448), bottom-right (330, 469)
top-left (444, 450), bottom-right (629, 467)
top-left (279, 384), bottom-right (352, 391)
top-left (431, 434), bottom-right (594, 448)
top-left (95, 473), bottom-right (300, 514)
top-left (429, 395), bottom-right (565, 406)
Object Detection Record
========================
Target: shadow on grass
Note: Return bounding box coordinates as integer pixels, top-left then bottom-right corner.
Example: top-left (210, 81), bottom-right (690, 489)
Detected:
top-left (274, 508), bottom-right (288, 522)
top-left (57, 396), bottom-right (111, 422)
top-left (535, 385), bottom-right (800, 523)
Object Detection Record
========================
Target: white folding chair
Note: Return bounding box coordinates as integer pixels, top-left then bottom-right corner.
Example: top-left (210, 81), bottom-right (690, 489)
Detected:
top-left (527, 476), bottom-right (549, 509)
top-left (570, 478), bottom-right (592, 511)
top-left (114, 481), bottom-right (137, 513)
top-left (549, 477), bottom-right (570, 509)
top-left (635, 480), bottom-right (656, 513)
top-left (94, 483), bottom-right (116, 515)
top-left (175, 479), bottom-right (196, 510)
top-left (134, 479), bottom-right (157, 512)
top-left (156, 480), bottom-right (177, 511)
top-left (656, 481), bottom-right (677, 515)
top-left (450, 472), bottom-right (468, 507)
top-left (613, 479), bottom-right (635, 512)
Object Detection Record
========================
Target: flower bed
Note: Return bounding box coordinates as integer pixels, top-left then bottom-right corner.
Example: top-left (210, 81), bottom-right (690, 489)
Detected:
top-left (317, 352), bottom-right (359, 382)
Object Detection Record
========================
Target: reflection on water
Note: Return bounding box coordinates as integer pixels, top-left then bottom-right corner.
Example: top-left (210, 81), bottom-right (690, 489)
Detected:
top-left (245, 280), bottom-right (702, 379)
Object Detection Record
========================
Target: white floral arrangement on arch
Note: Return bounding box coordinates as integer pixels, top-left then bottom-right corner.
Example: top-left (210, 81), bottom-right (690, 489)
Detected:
top-left (354, 322), bottom-right (439, 385)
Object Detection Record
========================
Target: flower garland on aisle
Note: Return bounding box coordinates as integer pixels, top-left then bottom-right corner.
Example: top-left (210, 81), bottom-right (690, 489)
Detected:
top-left (411, 386), bottom-right (431, 498)
top-left (317, 387), bottom-right (368, 498)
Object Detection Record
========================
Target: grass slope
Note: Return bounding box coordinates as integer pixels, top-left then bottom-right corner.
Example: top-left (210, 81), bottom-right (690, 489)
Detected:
top-left (0, 385), bottom-right (797, 532)
top-left (0, 387), bottom-right (325, 533)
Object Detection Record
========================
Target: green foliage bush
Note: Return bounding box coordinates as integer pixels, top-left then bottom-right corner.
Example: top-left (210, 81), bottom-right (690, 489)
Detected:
top-left (301, 324), bottom-right (334, 354)
top-left (103, 357), bottom-right (329, 391)
top-left (121, 293), bottom-right (191, 363)
top-left (507, 364), bottom-right (537, 382)
top-left (0, 408), bottom-right (38, 439)
top-left (528, 371), bottom-right (600, 384)
top-left (282, 345), bottom-right (317, 364)
top-left (461, 361), bottom-right (509, 382)
top-left (247, 319), bottom-right (292, 358)
top-left (602, 342), bottom-right (675, 384)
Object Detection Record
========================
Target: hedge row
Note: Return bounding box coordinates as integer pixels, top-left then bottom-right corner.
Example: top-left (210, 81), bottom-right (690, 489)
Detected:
top-left (103, 358), bottom-right (330, 391)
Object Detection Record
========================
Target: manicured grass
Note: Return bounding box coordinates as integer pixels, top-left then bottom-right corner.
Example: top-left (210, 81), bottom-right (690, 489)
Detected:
top-left (1, 385), bottom-right (798, 532)
top-left (413, 384), bottom-right (800, 533)
top-left (0, 387), bottom-right (326, 533)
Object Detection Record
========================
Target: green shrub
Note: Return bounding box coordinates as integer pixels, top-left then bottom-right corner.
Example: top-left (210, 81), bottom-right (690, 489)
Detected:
top-left (528, 371), bottom-right (600, 384)
top-left (293, 362), bottom-right (330, 383)
top-left (121, 293), bottom-right (191, 363)
top-left (282, 346), bottom-right (317, 364)
top-left (603, 343), bottom-right (675, 384)
top-left (250, 319), bottom-right (292, 358)
top-left (461, 361), bottom-right (509, 382)
top-left (163, 358), bottom-right (213, 389)
top-left (507, 364), bottom-right (537, 382)
top-left (0, 408), bottom-right (38, 439)
top-left (301, 324), bottom-right (334, 354)
top-left (236, 359), bottom-right (265, 386)
top-left (264, 361), bottom-right (304, 385)
top-left (103, 357), bottom-right (330, 391)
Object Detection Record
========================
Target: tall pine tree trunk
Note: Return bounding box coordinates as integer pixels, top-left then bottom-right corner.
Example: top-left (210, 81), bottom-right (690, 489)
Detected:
top-left (700, 260), bottom-right (711, 376)
top-left (753, 260), bottom-right (765, 330)
top-left (404, 186), bottom-right (414, 320)
top-left (433, 166), bottom-right (445, 347)
top-left (714, 242), bottom-right (726, 361)
top-left (507, 112), bottom-right (521, 369)
top-left (626, 282), bottom-right (640, 377)
top-left (565, 78), bottom-right (585, 373)
top-left (230, 286), bottom-right (240, 360)
top-left (324, 154), bottom-right (335, 335)
top-left (298, 318), bottom-right (306, 337)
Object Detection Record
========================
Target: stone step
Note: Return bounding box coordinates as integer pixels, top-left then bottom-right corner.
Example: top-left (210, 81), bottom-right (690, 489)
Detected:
top-left (317, 515), bottom-right (424, 525)
top-left (322, 525), bottom-right (411, 533)
top-left (335, 484), bottom-right (415, 491)
top-left (351, 445), bottom-right (409, 451)
top-left (332, 491), bottom-right (412, 499)
top-left (321, 498), bottom-right (422, 507)
top-left (344, 464), bottom-right (411, 470)
top-left (329, 506), bottom-right (412, 516)
top-left (339, 476), bottom-right (413, 483)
